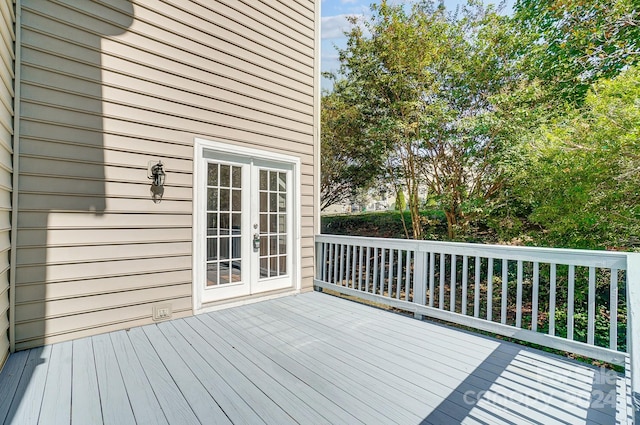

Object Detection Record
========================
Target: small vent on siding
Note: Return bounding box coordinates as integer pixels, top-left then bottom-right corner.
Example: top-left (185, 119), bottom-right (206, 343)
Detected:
top-left (152, 303), bottom-right (173, 321)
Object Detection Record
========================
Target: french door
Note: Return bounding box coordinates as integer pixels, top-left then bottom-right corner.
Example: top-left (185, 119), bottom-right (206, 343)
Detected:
top-left (194, 141), bottom-right (297, 306)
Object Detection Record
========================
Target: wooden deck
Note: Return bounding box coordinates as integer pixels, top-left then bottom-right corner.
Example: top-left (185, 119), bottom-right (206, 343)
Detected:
top-left (0, 292), bottom-right (632, 424)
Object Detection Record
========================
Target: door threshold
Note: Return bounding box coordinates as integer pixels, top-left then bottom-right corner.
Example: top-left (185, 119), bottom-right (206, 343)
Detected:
top-left (195, 288), bottom-right (300, 315)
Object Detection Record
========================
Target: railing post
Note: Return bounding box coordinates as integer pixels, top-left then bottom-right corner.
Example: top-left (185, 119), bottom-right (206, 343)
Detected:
top-left (627, 253), bottom-right (640, 423)
top-left (314, 239), bottom-right (323, 292)
top-left (413, 248), bottom-right (427, 320)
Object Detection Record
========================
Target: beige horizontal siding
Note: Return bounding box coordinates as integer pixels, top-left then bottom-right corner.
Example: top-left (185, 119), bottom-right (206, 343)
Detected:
top-left (0, 0), bottom-right (11, 368)
top-left (14, 297), bottom-right (193, 350)
top-left (17, 211), bottom-right (192, 229)
top-left (14, 0), bottom-right (317, 348)
top-left (15, 283), bottom-right (192, 323)
top-left (15, 270), bottom-right (191, 303)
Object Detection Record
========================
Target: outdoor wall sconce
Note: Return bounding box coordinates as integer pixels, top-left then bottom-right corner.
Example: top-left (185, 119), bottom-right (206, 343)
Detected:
top-left (148, 160), bottom-right (166, 203)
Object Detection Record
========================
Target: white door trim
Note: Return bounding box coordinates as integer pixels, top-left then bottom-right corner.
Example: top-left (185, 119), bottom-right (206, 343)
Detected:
top-left (192, 138), bottom-right (301, 313)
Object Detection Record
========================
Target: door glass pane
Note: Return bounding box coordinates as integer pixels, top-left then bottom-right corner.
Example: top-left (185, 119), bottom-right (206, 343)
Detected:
top-left (220, 165), bottom-right (230, 187)
top-left (232, 237), bottom-right (241, 258)
top-left (206, 263), bottom-right (218, 287)
top-left (260, 236), bottom-right (268, 256)
top-left (220, 213), bottom-right (230, 236)
top-left (260, 170), bottom-right (267, 190)
top-left (206, 161), bottom-right (241, 286)
top-left (208, 163), bottom-right (218, 186)
top-left (258, 167), bottom-right (288, 279)
top-left (270, 257), bottom-right (278, 277)
top-left (231, 260), bottom-right (242, 282)
top-left (279, 255), bottom-right (287, 274)
top-left (260, 214), bottom-right (267, 234)
top-left (260, 258), bottom-right (268, 278)
top-left (220, 237), bottom-right (230, 260)
top-left (207, 213), bottom-right (218, 235)
top-left (220, 189), bottom-right (230, 211)
top-left (232, 190), bottom-right (241, 211)
top-left (260, 192), bottom-right (267, 212)
top-left (219, 261), bottom-right (230, 284)
top-left (232, 213), bottom-right (241, 235)
top-left (232, 166), bottom-right (241, 188)
top-left (207, 188), bottom-right (217, 210)
top-left (269, 193), bottom-right (277, 212)
top-left (207, 237), bottom-right (217, 261)
top-left (269, 214), bottom-right (277, 233)
top-left (269, 172), bottom-right (277, 191)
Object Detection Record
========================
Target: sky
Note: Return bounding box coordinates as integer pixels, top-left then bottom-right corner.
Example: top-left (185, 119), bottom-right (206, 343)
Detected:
top-left (320, 0), bottom-right (514, 90)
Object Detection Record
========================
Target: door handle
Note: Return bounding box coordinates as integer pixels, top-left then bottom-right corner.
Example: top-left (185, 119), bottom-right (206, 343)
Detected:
top-left (253, 233), bottom-right (260, 250)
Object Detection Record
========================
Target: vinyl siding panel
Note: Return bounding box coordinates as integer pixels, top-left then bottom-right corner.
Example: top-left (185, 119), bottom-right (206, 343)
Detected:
top-left (14, 0), bottom-right (317, 349)
top-left (0, 0), bottom-right (11, 369)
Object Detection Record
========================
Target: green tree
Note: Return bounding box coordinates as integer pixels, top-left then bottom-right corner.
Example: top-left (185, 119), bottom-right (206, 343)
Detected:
top-left (521, 66), bottom-right (640, 249)
top-left (337, 0), bottom-right (528, 238)
top-left (514, 0), bottom-right (640, 104)
top-left (320, 81), bottom-right (386, 210)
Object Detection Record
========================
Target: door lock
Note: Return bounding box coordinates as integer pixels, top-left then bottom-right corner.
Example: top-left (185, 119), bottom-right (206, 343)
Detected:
top-left (253, 233), bottom-right (260, 250)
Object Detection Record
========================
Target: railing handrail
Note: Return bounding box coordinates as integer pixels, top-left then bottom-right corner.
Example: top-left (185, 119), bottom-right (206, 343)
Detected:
top-left (315, 234), bottom-right (628, 269)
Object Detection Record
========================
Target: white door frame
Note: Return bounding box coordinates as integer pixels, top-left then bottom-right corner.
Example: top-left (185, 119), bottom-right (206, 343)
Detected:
top-left (192, 138), bottom-right (301, 313)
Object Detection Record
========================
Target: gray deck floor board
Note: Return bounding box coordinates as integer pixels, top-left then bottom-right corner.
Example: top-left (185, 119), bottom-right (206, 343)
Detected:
top-left (0, 350), bottom-right (28, 424)
top-left (191, 314), bottom-right (333, 425)
top-left (171, 317), bottom-right (297, 425)
top-left (139, 325), bottom-right (231, 425)
top-left (221, 305), bottom-right (473, 420)
top-left (248, 297), bottom-right (535, 424)
top-left (92, 333), bottom-right (136, 425)
top-left (217, 304), bottom-right (450, 422)
top-left (212, 307), bottom-right (416, 424)
top-left (39, 341), bottom-right (72, 425)
top-left (126, 327), bottom-right (202, 425)
top-left (70, 338), bottom-right (102, 425)
top-left (9, 344), bottom-right (51, 424)
top-left (199, 313), bottom-right (363, 425)
top-left (109, 330), bottom-right (169, 425)
top-left (0, 291), bottom-right (630, 425)
top-left (157, 320), bottom-right (267, 425)
top-left (331, 295), bottom-right (621, 424)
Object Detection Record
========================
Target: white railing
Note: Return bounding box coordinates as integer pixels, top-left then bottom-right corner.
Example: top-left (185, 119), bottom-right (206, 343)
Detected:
top-left (315, 235), bottom-right (640, 419)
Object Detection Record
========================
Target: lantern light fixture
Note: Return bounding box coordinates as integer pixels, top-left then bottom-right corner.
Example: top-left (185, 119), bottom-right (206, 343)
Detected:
top-left (148, 160), bottom-right (166, 203)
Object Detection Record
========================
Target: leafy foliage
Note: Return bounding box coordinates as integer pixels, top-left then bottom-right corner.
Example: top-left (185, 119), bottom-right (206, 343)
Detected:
top-left (334, 0), bottom-right (532, 239)
top-left (320, 82), bottom-right (386, 210)
top-left (322, 0), bottom-right (638, 251)
top-left (520, 66), bottom-right (640, 249)
top-left (514, 0), bottom-right (640, 104)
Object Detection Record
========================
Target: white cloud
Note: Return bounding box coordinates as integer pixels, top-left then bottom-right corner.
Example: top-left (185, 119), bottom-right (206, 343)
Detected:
top-left (321, 14), bottom-right (360, 39)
